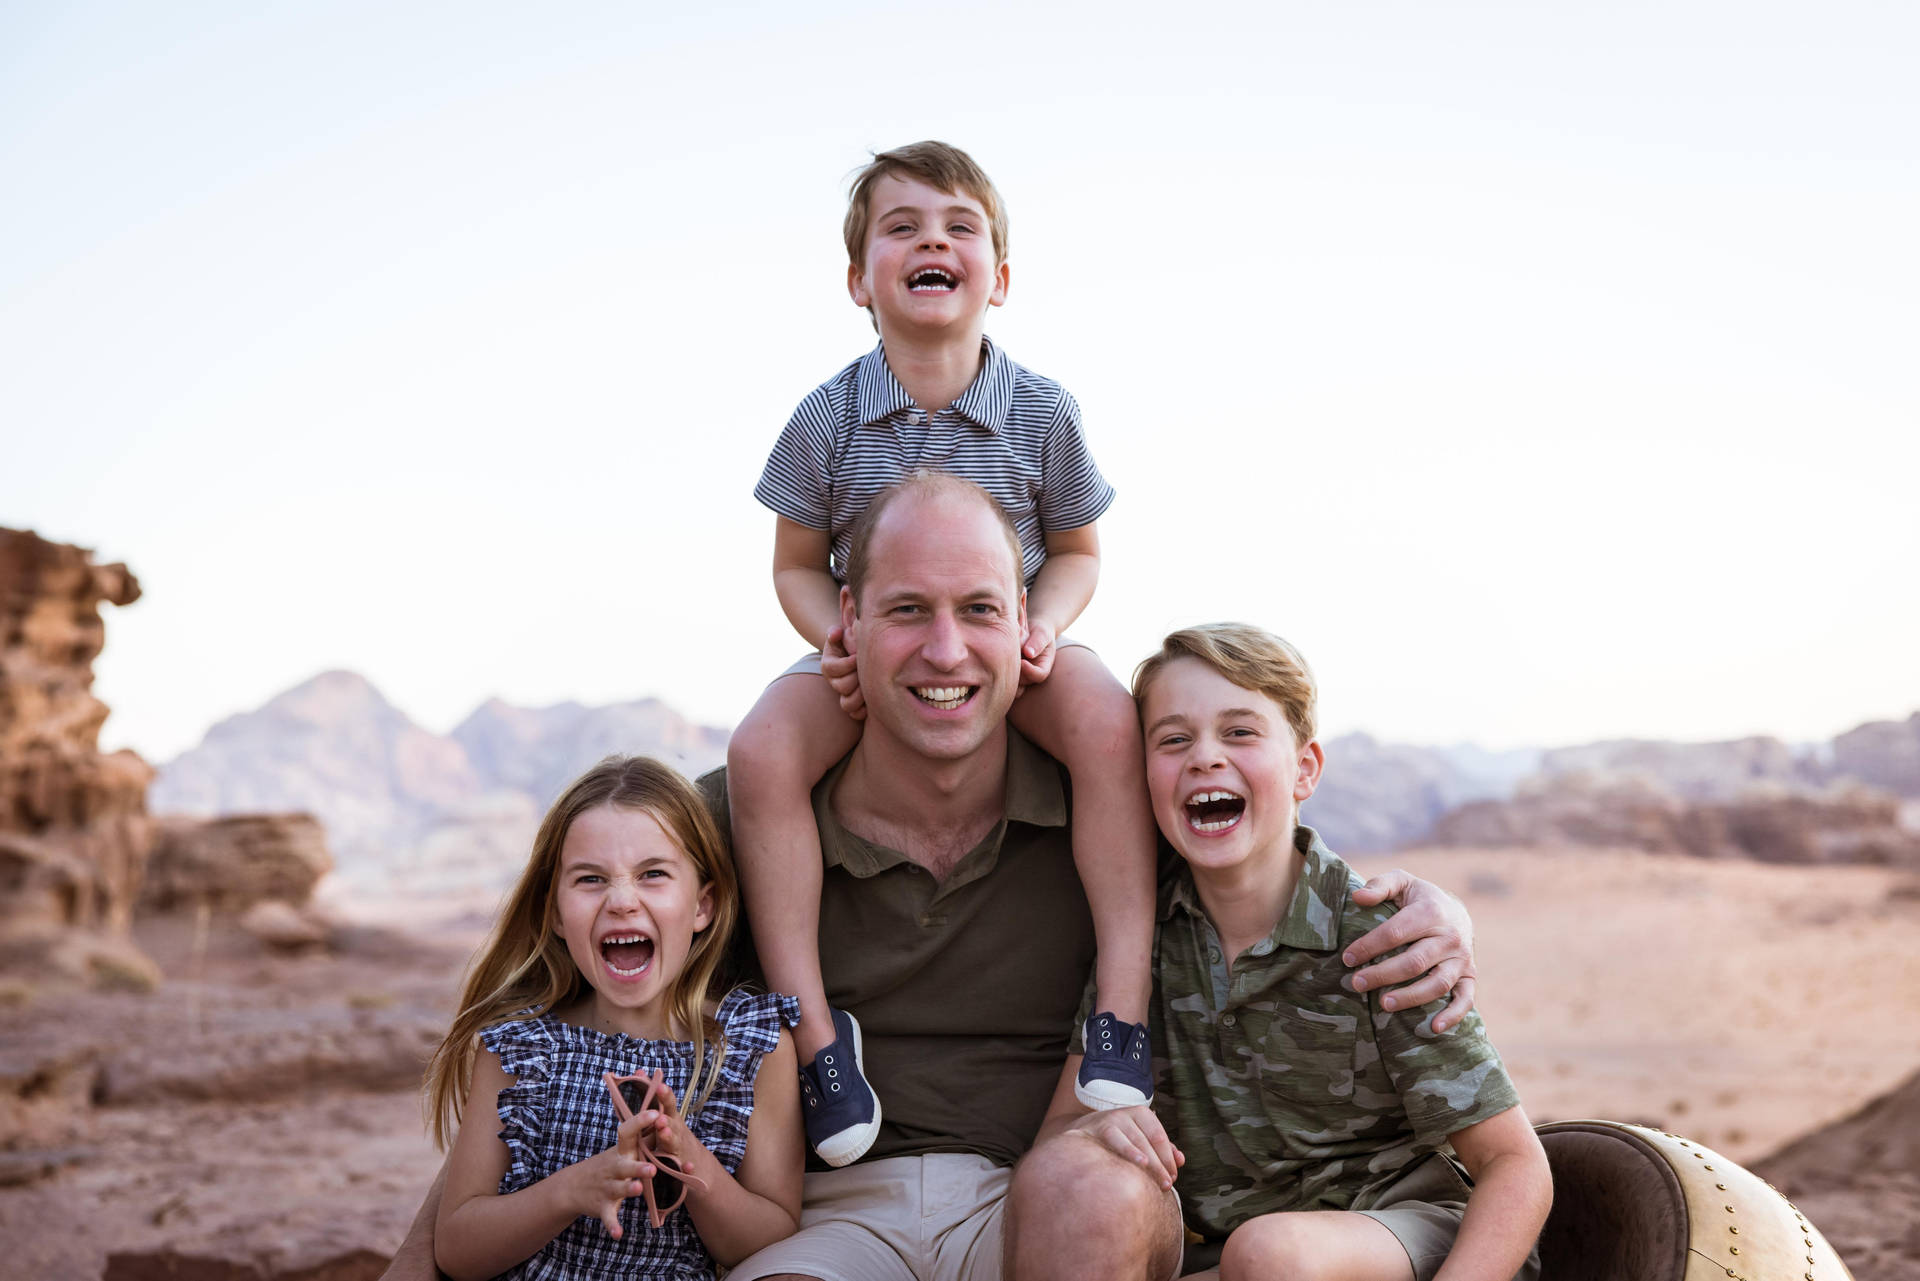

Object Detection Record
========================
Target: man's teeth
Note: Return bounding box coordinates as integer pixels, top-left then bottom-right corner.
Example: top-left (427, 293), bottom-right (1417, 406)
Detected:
top-left (914, 685), bottom-right (972, 710)
top-left (908, 269), bottom-right (955, 291)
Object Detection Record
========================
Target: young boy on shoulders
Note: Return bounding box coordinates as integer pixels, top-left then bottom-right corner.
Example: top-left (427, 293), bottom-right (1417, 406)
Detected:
top-left (726, 141), bottom-right (1159, 1166)
top-left (1073, 624), bottom-right (1550, 1281)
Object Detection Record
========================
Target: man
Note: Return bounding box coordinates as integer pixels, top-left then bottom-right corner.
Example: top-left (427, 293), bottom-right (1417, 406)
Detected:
top-left (380, 471), bottom-right (1477, 1281)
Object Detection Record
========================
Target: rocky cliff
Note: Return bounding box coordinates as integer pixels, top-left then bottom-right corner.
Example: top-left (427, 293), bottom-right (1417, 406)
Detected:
top-left (0, 528), bottom-right (156, 985)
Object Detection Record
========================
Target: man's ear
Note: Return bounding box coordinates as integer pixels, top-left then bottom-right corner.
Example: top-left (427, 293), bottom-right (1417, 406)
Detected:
top-left (848, 260), bottom-right (871, 309)
top-left (840, 584), bottom-right (858, 651)
top-left (988, 257), bottom-right (1010, 309)
top-left (1293, 738), bottom-right (1326, 804)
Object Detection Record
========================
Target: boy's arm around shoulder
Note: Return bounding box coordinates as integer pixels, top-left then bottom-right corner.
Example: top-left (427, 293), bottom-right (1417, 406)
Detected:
top-left (1433, 1106), bottom-right (1551, 1281)
top-left (677, 1026), bottom-right (805, 1266)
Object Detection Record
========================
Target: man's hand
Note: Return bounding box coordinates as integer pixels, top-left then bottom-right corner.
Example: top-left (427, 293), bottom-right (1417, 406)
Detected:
top-left (821, 625), bottom-right (864, 721)
top-left (1019, 618), bottom-right (1058, 689)
top-left (1062, 1106), bottom-right (1184, 1190)
top-left (1345, 870), bottom-right (1477, 1033)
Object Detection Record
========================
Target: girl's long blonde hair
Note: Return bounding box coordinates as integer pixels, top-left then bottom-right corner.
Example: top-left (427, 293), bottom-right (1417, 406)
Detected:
top-left (425, 755), bottom-right (740, 1150)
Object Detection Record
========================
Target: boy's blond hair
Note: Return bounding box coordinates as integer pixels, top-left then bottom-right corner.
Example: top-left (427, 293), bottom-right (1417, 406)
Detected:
top-left (843, 140), bottom-right (1010, 268)
top-left (1132, 623), bottom-right (1319, 747)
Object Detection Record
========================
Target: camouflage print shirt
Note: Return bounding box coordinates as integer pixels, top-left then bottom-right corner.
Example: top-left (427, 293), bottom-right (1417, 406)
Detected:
top-left (1144, 826), bottom-right (1519, 1241)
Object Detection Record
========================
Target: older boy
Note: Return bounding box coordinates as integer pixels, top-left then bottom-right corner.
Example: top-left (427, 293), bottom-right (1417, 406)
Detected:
top-left (1070, 625), bottom-right (1550, 1281)
top-left (728, 142), bottom-right (1159, 1165)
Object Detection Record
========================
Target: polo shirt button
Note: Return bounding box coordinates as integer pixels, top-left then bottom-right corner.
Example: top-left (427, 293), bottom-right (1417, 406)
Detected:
top-left (1221, 1012), bottom-right (1237, 1028)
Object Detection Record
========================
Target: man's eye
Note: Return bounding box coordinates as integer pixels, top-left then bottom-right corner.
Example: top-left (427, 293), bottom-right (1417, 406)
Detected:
top-left (950, 222), bottom-right (975, 234)
top-left (1158, 734), bottom-right (1189, 748)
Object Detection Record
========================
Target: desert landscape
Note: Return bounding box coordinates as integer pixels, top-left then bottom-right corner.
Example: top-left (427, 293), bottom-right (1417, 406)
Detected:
top-left (5, 526), bottom-right (1919, 1280)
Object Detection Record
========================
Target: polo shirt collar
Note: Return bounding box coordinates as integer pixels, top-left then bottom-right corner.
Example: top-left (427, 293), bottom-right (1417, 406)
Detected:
top-left (854, 337), bottom-right (1014, 435)
top-left (813, 726), bottom-right (1067, 877)
top-left (1160, 824), bottom-right (1349, 953)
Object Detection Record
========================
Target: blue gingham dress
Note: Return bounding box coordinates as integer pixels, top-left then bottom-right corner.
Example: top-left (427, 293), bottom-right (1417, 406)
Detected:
top-left (480, 988), bottom-right (800, 1281)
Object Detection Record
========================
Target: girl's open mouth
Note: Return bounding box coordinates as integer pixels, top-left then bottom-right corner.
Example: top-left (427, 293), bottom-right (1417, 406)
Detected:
top-left (599, 932), bottom-right (654, 978)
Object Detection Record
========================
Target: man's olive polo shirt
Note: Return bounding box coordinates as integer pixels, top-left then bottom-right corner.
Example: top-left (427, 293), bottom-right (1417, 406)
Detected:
top-left (1139, 826), bottom-right (1519, 1240)
top-left (701, 728), bottom-right (1095, 1169)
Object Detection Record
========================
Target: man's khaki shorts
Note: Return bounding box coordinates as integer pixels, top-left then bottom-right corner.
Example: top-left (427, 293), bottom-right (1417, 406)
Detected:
top-left (728, 1153), bottom-right (1011, 1281)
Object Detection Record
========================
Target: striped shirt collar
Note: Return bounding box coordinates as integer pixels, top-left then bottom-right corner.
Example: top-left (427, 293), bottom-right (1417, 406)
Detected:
top-left (1160, 824), bottom-right (1350, 953)
top-left (854, 336), bottom-right (1016, 435)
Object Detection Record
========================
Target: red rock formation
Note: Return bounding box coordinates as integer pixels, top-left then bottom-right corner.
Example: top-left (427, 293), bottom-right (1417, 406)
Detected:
top-left (0, 529), bottom-right (154, 969)
top-left (141, 814), bottom-right (332, 915)
top-left (1426, 771), bottom-right (1920, 866)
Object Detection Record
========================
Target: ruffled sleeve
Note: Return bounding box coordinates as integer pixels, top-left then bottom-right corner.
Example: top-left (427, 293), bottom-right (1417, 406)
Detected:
top-left (716, 987), bottom-right (801, 1083)
top-left (682, 988), bottom-right (800, 1175)
top-left (479, 1014), bottom-right (558, 1194)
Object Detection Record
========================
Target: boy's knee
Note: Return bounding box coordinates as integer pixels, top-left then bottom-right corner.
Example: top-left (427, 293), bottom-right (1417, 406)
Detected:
top-left (1219, 1215), bottom-right (1321, 1281)
top-left (726, 712), bottom-right (813, 792)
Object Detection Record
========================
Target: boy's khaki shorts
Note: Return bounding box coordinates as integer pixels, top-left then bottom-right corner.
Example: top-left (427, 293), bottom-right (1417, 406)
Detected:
top-left (1179, 1155), bottom-right (1543, 1281)
top-left (728, 1153), bottom-right (1011, 1281)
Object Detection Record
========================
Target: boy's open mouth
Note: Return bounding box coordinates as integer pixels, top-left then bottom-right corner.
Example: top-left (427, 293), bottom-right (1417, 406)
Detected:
top-left (913, 684), bottom-right (975, 711)
top-left (1185, 790), bottom-right (1246, 834)
top-left (908, 268), bottom-right (956, 292)
top-left (599, 931), bottom-right (654, 977)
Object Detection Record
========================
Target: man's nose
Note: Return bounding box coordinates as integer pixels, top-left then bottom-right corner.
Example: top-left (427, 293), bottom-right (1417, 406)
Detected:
top-left (920, 611), bottom-right (967, 667)
top-left (917, 230), bottom-right (949, 251)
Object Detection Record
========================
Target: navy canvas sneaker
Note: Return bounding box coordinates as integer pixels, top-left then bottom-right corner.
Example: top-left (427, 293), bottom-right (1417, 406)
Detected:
top-left (1075, 1011), bottom-right (1152, 1110)
top-left (799, 1008), bottom-right (881, 1167)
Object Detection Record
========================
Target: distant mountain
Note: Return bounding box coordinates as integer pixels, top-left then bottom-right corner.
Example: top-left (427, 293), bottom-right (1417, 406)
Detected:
top-left (151, 673), bottom-right (730, 897)
top-left (152, 672), bottom-right (1920, 882)
top-left (1303, 733), bottom-right (1540, 853)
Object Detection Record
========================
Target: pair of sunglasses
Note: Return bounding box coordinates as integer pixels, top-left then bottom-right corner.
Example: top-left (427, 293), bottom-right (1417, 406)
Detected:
top-left (604, 1067), bottom-right (710, 1228)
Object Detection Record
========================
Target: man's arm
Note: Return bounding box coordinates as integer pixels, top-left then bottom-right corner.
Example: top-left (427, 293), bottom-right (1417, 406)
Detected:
top-left (378, 1160), bottom-right (448, 1281)
top-left (1344, 870), bottom-right (1478, 1032)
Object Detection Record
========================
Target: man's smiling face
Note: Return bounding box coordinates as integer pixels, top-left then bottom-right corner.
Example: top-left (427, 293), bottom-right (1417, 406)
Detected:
top-left (848, 172), bottom-right (1008, 340)
top-left (842, 486), bottom-right (1025, 765)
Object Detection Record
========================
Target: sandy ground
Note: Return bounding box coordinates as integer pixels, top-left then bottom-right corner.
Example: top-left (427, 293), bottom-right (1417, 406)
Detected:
top-left (2, 846), bottom-right (1916, 1280)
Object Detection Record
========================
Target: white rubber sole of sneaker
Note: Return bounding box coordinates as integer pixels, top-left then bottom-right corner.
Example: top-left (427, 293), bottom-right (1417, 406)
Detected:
top-left (1074, 1076), bottom-right (1151, 1111)
top-left (814, 1014), bottom-right (883, 1168)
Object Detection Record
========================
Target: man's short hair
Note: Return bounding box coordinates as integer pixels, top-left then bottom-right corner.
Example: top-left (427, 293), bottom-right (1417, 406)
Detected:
top-left (843, 470), bottom-right (1025, 612)
top-left (843, 141), bottom-right (1010, 268)
top-left (1132, 623), bottom-right (1319, 746)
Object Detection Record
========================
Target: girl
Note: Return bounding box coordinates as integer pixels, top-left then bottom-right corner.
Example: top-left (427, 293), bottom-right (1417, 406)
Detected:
top-left (424, 756), bottom-right (803, 1281)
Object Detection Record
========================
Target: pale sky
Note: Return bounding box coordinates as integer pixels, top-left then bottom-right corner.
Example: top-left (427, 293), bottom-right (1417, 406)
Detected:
top-left (4, 1), bottom-right (1916, 763)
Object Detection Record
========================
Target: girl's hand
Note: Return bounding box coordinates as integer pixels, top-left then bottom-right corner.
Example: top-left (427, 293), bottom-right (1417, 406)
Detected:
top-left (636, 1100), bottom-right (717, 1199)
top-left (1019, 618), bottom-right (1057, 688)
top-left (567, 1113), bottom-right (657, 1239)
top-left (821, 625), bottom-right (865, 720)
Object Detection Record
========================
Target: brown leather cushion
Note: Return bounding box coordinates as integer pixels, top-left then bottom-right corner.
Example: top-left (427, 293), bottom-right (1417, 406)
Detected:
top-left (1537, 1122), bottom-right (1689, 1281)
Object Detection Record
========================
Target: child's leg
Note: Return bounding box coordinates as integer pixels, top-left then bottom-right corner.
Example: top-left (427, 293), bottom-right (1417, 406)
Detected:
top-left (1008, 645), bottom-right (1156, 1094)
top-left (726, 669), bottom-right (862, 1063)
top-left (1210, 1210), bottom-right (1414, 1281)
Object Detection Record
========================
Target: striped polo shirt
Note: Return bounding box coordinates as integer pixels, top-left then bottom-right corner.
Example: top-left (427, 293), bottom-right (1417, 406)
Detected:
top-left (754, 337), bottom-right (1115, 586)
